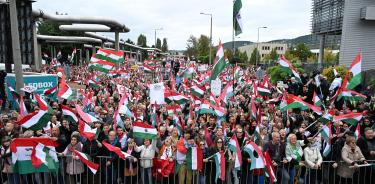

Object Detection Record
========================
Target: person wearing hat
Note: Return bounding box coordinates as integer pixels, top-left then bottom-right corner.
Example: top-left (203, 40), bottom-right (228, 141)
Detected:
top-left (303, 137), bottom-right (322, 184)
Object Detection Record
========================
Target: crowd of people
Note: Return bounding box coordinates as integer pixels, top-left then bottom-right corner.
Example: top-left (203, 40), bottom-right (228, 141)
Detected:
top-left (0, 56), bottom-right (374, 184)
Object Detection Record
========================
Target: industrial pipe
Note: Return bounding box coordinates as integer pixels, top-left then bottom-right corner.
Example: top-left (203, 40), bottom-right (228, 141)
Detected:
top-left (32, 9), bottom-right (130, 32)
top-left (37, 35), bottom-right (103, 44)
top-left (59, 24), bottom-right (111, 32)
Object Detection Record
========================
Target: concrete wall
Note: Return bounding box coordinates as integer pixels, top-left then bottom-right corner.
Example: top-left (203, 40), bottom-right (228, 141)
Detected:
top-left (339, 0), bottom-right (375, 70)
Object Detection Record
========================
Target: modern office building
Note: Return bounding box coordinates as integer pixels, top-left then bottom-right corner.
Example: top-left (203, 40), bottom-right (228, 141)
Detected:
top-left (238, 42), bottom-right (287, 62)
top-left (312, 0), bottom-right (375, 72)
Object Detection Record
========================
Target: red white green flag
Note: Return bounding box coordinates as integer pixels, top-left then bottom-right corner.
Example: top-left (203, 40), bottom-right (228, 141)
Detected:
top-left (347, 53), bottom-right (362, 90)
top-left (321, 122), bottom-right (332, 157)
top-left (186, 147), bottom-right (203, 171)
top-left (57, 78), bottom-right (73, 100)
top-left (227, 135), bottom-right (242, 170)
top-left (72, 149), bottom-right (99, 174)
top-left (243, 142), bottom-right (266, 170)
top-left (76, 105), bottom-right (99, 124)
top-left (283, 94), bottom-right (322, 115)
top-left (333, 112), bottom-right (363, 126)
top-left (133, 122), bottom-right (158, 139)
top-left (61, 104), bottom-right (78, 123)
top-left (95, 48), bottom-right (123, 64)
top-left (165, 91), bottom-right (189, 104)
top-left (313, 91), bottom-right (322, 107)
top-left (278, 55), bottom-right (302, 83)
top-left (213, 151), bottom-right (226, 182)
top-left (102, 141), bottom-right (131, 159)
top-left (10, 138), bottom-right (59, 174)
top-left (79, 120), bottom-right (98, 141)
top-left (210, 40), bottom-right (227, 80)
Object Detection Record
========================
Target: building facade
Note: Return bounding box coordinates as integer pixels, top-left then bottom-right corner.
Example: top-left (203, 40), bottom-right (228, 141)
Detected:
top-left (238, 43), bottom-right (287, 62)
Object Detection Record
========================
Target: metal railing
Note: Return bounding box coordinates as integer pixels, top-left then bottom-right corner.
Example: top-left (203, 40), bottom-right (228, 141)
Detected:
top-left (1, 156), bottom-right (374, 184)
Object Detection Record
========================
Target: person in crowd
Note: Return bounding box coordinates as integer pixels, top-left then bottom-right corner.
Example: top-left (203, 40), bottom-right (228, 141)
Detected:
top-left (59, 134), bottom-right (84, 184)
top-left (1, 136), bottom-right (20, 184)
top-left (283, 133), bottom-right (305, 184)
top-left (101, 131), bottom-right (121, 184)
top-left (356, 127), bottom-right (374, 183)
top-left (303, 137), bottom-right (322, 184)
top-left (134, 138), bottom-right (157, 184)
top-left (206, 137), bottom-right (230, 184)
top-left (264, 132), bottom-right (286, 181)
top-left (123, 138), bottom-right (139, 183)
top-left (337, 136), bottom-right (367, 184)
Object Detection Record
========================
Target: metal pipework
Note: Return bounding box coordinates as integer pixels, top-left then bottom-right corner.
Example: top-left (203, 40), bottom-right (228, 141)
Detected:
top-left (37, 35), bottom-right (103, 44)
top-left (32, 9), bottom-right (130, 32)
top-left (85, 32), bottom-right (144, 50)
top-left (59, 24), bottom-right (111, 32)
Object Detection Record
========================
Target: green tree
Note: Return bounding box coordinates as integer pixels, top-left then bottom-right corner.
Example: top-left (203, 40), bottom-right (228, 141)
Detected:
top-left (249, 48), bottom-right (260, 65)
top-left (162, 38), bottom-right (168, 52)
top-left (197, 35), bottom-right (210, 57)
top-left (269, 48), bottom-right (278, 61)
top-left (156, 38), bottom-right (162, 50)
top-left (124, 39), bottom-right (136, 51)
top-left (294, 43), bottom-right (312, 62)
top-left (267, 62), bottom-right (304, 83)
top-left (137, 34), bottom-right (147, 47)
top-left (185, 35), bottom-right (198, 58)
top-left (324, 49), bottom-right (336, 63)
top-left (322, 65), bottom-right (347, 83)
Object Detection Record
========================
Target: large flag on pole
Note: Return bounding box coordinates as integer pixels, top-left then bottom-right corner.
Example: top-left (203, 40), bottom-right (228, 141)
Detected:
top-left (233, 0), bottom-right (243, 36)
top-left (278, 55), bottom-right (302, 83)
top-left (210, 41), bottom-right (226, 80)
top-left (347, 53), bottom-right (362, 89)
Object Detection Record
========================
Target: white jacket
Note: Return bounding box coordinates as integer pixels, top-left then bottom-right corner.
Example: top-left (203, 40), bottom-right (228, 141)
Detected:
top-left (135, 144), bottom-right (156, 168)
top-left (303, 146), bottom-right (322, 169)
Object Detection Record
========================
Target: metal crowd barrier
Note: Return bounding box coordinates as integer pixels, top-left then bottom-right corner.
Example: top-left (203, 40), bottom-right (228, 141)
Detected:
top-left (0, 156), bottom-right (374, 184)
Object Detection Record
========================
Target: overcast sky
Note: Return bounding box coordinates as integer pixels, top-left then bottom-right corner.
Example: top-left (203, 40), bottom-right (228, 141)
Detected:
top-left (34, 0), bottom-right (312, 50)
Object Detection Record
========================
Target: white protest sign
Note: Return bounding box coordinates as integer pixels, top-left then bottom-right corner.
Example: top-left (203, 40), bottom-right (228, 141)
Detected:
top-left (150, 82), bottom-right (165, 104)
top-left (210, 79), bottom-right (222, 97)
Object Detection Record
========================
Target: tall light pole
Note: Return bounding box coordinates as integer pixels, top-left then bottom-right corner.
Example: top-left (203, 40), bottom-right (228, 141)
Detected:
top-left (154, 28), bottom-right (163, 48)
top-left (256, 26), bottom-right (267, 66)
top-left (200, 12), bottom-right (212, 65)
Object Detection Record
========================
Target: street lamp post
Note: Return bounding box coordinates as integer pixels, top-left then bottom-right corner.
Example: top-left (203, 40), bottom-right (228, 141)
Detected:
top-left (256, 26), bottom-right (267, 66)
top-left (154, 28), bottom-right (163, 49)
top-left (200, 12), bottom-right (212, 65)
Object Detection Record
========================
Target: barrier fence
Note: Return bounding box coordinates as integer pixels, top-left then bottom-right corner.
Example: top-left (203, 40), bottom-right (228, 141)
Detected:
top-left (0, 156), bottom-right (374, 184)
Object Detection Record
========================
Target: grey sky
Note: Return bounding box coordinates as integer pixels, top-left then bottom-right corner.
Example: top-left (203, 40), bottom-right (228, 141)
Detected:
top-left (34, 0), bottom-right (312, 50)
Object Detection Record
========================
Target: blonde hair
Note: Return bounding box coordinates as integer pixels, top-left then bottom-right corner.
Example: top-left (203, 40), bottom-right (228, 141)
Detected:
top-left (287, 133), bottom-right (296, 144)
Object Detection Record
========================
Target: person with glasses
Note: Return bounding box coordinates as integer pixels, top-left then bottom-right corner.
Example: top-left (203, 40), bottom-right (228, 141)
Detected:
top-left (337, 136), bottom-right (367, 184)
top-left (206, 138), bottom-right (231, 184)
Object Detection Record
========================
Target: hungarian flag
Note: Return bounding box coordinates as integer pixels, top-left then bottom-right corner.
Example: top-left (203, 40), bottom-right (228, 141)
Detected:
top-left (233, 0), bottom-right (243, 36)
top-left (233, 66), bottom-right (241, 79)
top-left (61, 104), bottom-right (78, 123)
top-left (89, 57), bottom-right (115, 73)
top-left (79, 120), bottom-right (98, 141)
top-left (10, 138), bottom-right (59, 174)
top-left (191, 85), bottom-right (205, 98)
top-left (283, 94), bottom-right (322, 115)
top-left (278, 55), bottom-right (302, 83)
top-left (321, 122), bottom-right (332, 157)
top-left (199, 101), bottom-right (214, 115)
top-left (185, 147), bottom-right (203, 171)
top-left (210, 41), bottom-right (226, 80)
top-left (143, 64), bottom-right (154, 73)
top-left (243, 142), bottom-right (266, 170)
top-left (16, 110), bottom-right (50, 131)
top-left (257, 84), bottom-right (271, 96)
top-left (133, 122), bottom-right (158, 139)
top-left (76, 105), bottom-right (99, 124)
top-left (7, 83), bottom-right (19, 100)
top-left (57, 78), bottom-right (73, 100)
top-left (333, 112), bottom-right (363, 126)
top-left (19, 96), bottom-right (28, 117)
top-left (31, 143), bottom-right (47, 168)
top-left (313, 91), bottom-right (322, 107)
top-left (211, 104), bottom-right (226, 117)
top-left (227, 135), bottom-right (242, 170)
top-left (34, 93), bottom-right (50, 111)
top-left (71, 149), bottom-right (99, 174)
top-left (318, 112), bottom-right (333, 125)
top-left (347, 53), bottom-right (362, 89)
top-left (101, 141), bottom-right (131, 159)
top-left (264, 151), bottom-right (277, 183)
top-left (173, 113), bottom-right (183, 135)
top-left (164, 91), bottom-right (189, 104)
top-left (219, 81), bottom-right (234, 104)
top-left (88, 79), bottom-right (100, 89)
top-left (182, 66), bottom-right (195, 79)
top-left (213, 151), bottom-right (226, 182)
top-left (95, 48), bottom-right (123, 64)
top-left (43, 85), bottom-right (57, 98)
top-left (355, 123), bottom-right (361, 140)
top-left (337, 88), bottom-right (366, 101)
